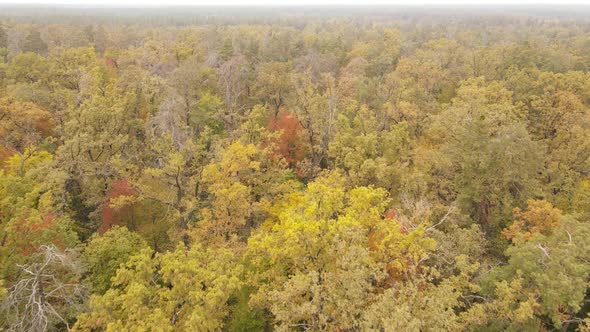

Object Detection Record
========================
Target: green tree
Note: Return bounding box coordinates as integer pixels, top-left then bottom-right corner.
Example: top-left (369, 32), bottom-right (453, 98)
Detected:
top-left (0, 25), bottom-right (7, 49)
top-left (81, 226), bottom-right (148, 294)
top-left (5, 52), bottom-right (48, 84)
top-left (475, 214), bottom-right (590, 330)
top-left (329, 105), bottom-right (412, 194)
top-left (167, 57), bottom-right (218, 134)
top-left (22, 28), bottom-right (48, 55)
top-left (51, 65), bottom-right (143, 236)
top-left (254, 61), bottom-right (292, 116)
top-left (429, 78), bottom-right (542, 236)
top-left (0, 25), bottom-right (7, 63)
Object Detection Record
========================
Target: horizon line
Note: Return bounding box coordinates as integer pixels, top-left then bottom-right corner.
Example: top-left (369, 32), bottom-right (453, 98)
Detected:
top-left (1, 3), bottom-right (589, 7)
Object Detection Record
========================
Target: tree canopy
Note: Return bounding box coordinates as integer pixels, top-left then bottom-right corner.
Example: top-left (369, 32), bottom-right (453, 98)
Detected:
top-left (1, 5), bottom-right (590, 331)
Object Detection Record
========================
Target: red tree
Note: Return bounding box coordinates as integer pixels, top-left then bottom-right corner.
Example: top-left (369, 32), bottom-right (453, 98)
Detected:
top-left (266, 111), bottom-right (306, 168)
top-left (99, 180), bottom-right (136, 233)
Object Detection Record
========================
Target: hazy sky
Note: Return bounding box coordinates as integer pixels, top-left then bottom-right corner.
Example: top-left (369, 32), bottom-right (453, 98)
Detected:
top-left (0, 0), bottom-right (588, 6)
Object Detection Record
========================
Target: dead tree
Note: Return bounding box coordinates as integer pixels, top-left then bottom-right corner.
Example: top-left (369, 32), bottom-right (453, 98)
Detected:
top-left (1, 245), bottom-right (85, 332)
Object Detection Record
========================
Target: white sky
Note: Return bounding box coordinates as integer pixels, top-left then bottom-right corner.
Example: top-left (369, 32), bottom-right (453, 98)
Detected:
top-left (1, 0), bottom-right (589, 6)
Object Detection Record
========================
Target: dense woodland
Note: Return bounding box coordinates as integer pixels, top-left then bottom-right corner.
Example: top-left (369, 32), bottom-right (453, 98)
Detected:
top-left (0, 5), bottom-right (590, 331)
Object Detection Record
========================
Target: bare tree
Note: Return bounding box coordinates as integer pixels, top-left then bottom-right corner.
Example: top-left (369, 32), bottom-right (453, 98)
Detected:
top-left (149, 92), bottom-right (191, 148)
top-left (1, 245), bottom-right (85, 332)
top-left (218, 55), bottom-right (250, 130)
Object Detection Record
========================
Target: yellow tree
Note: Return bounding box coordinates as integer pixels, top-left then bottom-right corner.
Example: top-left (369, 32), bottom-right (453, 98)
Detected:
top-left (246, 172), bottom-right (436, 330)
top-left (0, 97), bottom-right (54, 176)
top-left (192, 138), bottom-right (298, 248)
top-left (503, 199), bottom-right (562, 243)
top-left (74, 244), bottom-right (242, 331)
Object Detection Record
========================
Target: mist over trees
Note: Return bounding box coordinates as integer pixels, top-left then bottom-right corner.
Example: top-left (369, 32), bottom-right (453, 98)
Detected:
top-left (0, 5), bottom-right (590, 331)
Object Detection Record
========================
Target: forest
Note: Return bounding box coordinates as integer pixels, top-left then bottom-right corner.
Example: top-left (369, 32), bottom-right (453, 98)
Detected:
top-left (0, 4), bottom-right (589, 331)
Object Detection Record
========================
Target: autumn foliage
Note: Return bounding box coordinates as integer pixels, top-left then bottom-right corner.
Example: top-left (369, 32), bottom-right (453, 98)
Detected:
top-left (99, 180), bottom-right (137, 234)
top-left (503, 199), bottom-right (562, 243)
top-left (2, 7), bottom-right (590, 332)
top-left (266, 111), bottom-right (306, 167)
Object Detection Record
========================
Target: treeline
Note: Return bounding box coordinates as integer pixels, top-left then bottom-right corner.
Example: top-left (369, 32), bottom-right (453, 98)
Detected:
top-left (0, 8), bottom-right (590, 331)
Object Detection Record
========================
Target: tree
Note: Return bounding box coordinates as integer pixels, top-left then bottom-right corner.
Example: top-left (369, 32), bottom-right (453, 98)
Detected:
top-left (462, 277), bottom-right (541, 331)
top-left (1, 245), bottom-right (85, 332)
top-left (503, 199), bottom-right (562, 243)
top-left (2, 206), bottom-right (78, 258)
top-left (22, 28), bottom-right (48, 55)
top-left (218, 55), bottom-right (250, 130)
top-left (254, 61), bottom-right (292, 116)
top-left (429, 78), bottom-right (542, 235)
top-left (354, 28), bottom-right (402, 78)
top-left (0, 25), bottom-right (7, 49)
top-left (246, 172), bottom-right (436, 330)
top-left (573, 179), bottom-right (590, 219)
top-left (192, 139), bottom-right (297, 247)
top-left (167, 57), bottom-right (217, 133)
top-left (93, 25), bottom-right (107, 54)
top-left (5, 52), bottom-right (49, 84)
top-left (0, 97), bottom-right (54, 176)
top-left (524, 72), bottom-right (590, 210)
top-left (125, 134), bottom-right (209, 245)
top-left (0, 148), bottom-right (79, 284)
top-left (266, 110), bottom-right (306, 168)
top-left (81, 226), bottom-right (148, 294)
top-left (0, 25), bottom-right (7, 63)
top-left (475, 215), bottom-right (590, 330)
top-left (289, 72), bottom-right (338, 177)
top-left (97, 179), bottom-right (171, 250)
top-left (329, 105), bottom-right (412, 194)
top-left (0, 280), bottom-right (6, 302)
top-left (219, 38), bottom-right (234, 61)
top-left (46, 47), bottom-right (97, 93)
top-left (362, 256), bottom-right (479, 331)
top-left (51, 65), bottom-right (143, 236)
top-left (74, 244), bottom-right (241, 331)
